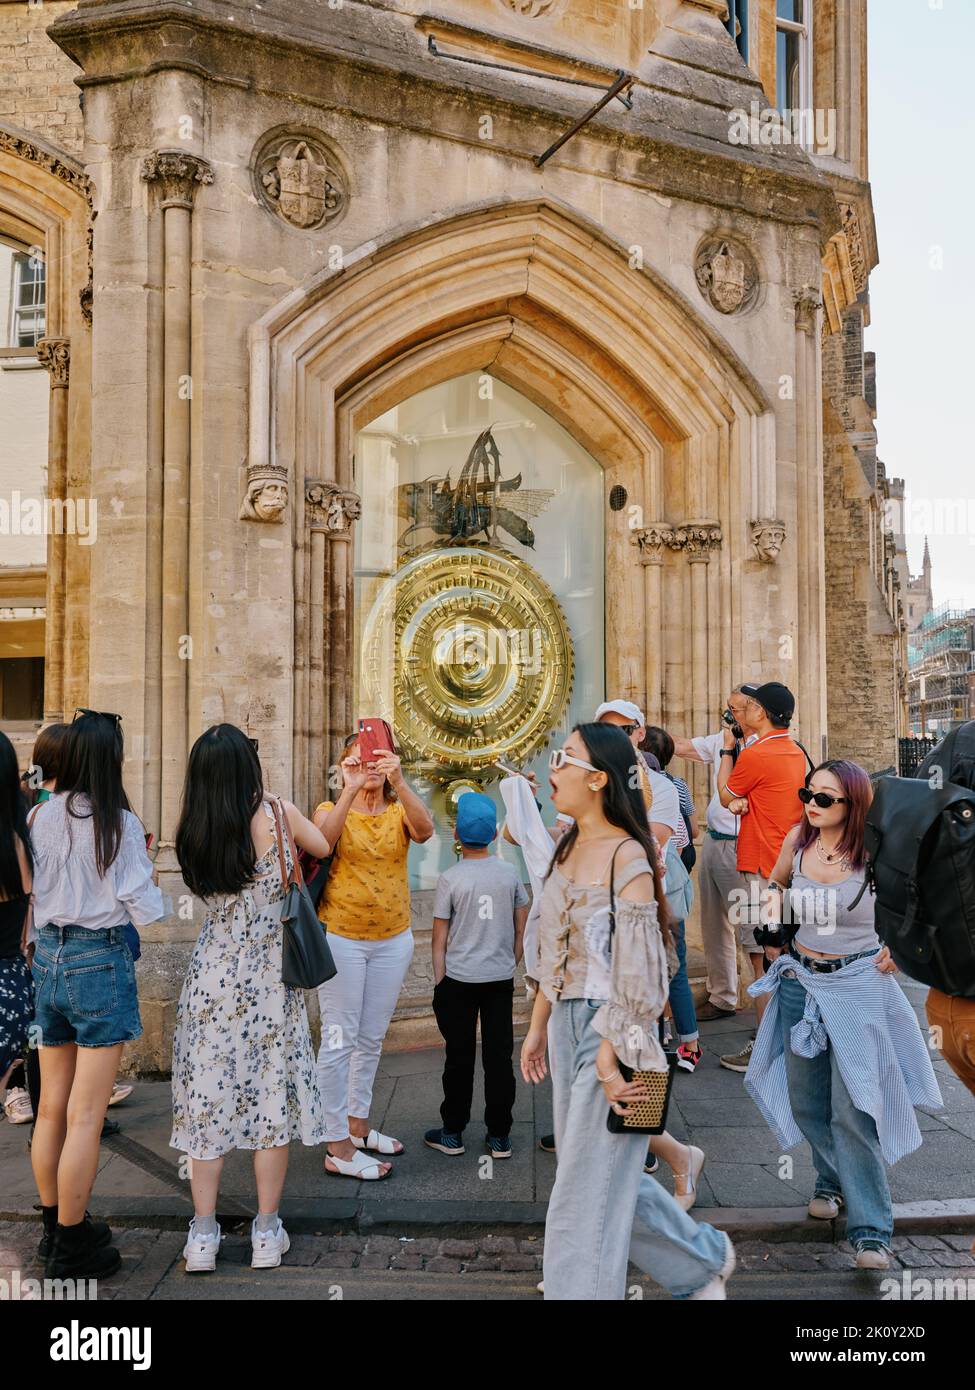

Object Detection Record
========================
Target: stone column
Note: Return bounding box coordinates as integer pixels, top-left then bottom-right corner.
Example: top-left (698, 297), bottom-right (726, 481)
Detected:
top-left (305, 483), bottom-right (361, 809)
top-left (794, 288), bottom-right (827, 759)
top-left (634, 523), bottom-right (675, 726)
top-left (140, 152), bottom-right (213, 853)
top-left (682, 523), bottom-right (723, 744)
top-left (36, 337), bottom-right (70, 722)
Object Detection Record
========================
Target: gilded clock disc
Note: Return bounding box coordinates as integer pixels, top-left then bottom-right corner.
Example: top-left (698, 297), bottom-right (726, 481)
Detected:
top-left (359, 543), bottom-right (574, 782)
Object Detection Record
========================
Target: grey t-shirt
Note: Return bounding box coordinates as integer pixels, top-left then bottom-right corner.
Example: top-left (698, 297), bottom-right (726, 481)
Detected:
top-left (433, 856), bottom-right (529, 984)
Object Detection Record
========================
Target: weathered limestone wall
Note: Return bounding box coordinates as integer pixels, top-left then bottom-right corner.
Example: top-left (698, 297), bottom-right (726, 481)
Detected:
top-left (0, 1), bottom-right (82, 153)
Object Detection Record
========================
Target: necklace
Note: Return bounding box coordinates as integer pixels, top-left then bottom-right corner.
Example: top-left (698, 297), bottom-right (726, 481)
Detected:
top-left (815, 835), bottom-right (851, 870)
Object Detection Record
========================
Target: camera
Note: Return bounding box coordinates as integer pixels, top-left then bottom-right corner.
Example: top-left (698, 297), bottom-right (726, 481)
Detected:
top-left (722, 709), bottom-right (744, 741)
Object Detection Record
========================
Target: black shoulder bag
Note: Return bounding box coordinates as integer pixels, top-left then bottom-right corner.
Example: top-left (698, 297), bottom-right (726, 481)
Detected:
top-left (271, 797), bottom-right (338, 990)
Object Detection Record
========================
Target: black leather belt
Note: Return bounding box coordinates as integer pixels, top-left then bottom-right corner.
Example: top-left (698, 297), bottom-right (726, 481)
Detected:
top-left (787, 944), bottom-right (879, 974)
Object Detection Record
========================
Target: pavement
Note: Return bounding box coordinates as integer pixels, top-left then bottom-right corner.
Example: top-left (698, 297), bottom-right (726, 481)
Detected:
top-left (2, 976), bottom-right (974, 1241)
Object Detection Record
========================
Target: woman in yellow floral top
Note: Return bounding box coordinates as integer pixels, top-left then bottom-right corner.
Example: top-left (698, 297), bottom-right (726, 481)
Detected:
top-left (313, 732), bottom-right (433, 1180)
top-left (521, 722), bottom-right (735, 1301)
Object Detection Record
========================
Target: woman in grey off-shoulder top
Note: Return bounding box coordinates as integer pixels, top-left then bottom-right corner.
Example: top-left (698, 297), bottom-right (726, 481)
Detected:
top-left (520, 722), bottom-right (734, 1302)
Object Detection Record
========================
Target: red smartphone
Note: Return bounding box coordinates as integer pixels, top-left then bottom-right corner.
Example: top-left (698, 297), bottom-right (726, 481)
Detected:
top-left (357, 717), bottom-right (395, 766)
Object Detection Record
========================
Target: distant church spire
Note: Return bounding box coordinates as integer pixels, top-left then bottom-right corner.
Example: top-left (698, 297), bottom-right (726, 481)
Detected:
top-left (922, 535), bottom-right (931, 576)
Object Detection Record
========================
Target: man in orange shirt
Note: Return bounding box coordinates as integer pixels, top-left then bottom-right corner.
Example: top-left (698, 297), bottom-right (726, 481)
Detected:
top-left (716, 682), bottom-right (808, 1069)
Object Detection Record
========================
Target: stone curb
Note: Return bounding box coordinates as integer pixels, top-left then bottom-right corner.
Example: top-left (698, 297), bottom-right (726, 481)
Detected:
top-left (3, 1198), bottom-right (974, 1240)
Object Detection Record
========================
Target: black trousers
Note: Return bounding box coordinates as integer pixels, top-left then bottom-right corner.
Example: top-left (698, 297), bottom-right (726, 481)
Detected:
top-left (432, 975), bottom-right (516, 1137)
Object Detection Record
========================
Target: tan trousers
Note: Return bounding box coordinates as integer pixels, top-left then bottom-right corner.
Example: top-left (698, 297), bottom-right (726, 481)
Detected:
top-left (698, 832), bottom-right (742, 1012)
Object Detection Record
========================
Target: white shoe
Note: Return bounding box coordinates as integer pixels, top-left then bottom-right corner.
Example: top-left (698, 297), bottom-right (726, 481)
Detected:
top-left (536, 1280), bottom-right (544, 1294)
top-left (688, 1233), bottom-right (736, 1300)
top-left (854, 1241), bottom-right (890, 1270)
top-left (108, 1081), bottom-right (134, 1107)
top-left (673, 1145), bottom-right (706, 1213)
top-left (183, 1218), bottom-right (221, 1273)
top-left (808, 1192), bottom-right (844, 1220)
top-left (251, 1217), bottom-right (291, 1269)
top-left (3, 1087), bottom-right (33, 1125)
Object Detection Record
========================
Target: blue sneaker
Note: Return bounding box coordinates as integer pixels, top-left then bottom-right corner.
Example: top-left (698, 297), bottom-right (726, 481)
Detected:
top-left (485, 1134), bottom-right (512, 1159)
top-left (424, 1127), bottom-right (465, 1155)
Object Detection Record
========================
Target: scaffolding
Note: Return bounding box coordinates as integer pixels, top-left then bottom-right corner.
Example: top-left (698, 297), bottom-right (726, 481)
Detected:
top-left (907, 605), bottom-right (975, 735)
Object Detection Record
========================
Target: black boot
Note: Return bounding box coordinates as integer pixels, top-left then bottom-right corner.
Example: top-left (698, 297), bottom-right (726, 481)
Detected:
top-left (38, 1208), bottom-right (112, 1259)
top-left (45, 1218), bottom-right (121, 1279)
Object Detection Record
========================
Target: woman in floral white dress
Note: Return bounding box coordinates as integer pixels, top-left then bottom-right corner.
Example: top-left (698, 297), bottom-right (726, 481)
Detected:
top-left (170, 724), bottom-right (330, 1273)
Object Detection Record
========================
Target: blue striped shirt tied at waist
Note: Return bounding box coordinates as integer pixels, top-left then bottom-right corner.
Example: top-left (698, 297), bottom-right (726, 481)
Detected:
top-left (743, 952), bottom-right (943, 1166)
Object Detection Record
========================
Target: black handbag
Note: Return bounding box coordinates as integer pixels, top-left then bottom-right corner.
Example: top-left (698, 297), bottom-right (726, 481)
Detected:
top-left (297, 847), bottom-right (333, 911)
top-left (270, 797), bottom-right (337, 990)
top-left (603, 843), bottom-right (677, 1136)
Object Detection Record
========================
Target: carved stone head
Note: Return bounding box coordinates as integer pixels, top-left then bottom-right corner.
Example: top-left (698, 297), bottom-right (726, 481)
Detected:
top-left (240, 465), bottom-right (289, 523)
top-left (751, 519), bottom-right (786, 564)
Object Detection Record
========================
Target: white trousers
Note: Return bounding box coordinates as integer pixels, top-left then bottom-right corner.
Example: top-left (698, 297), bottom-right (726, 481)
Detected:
top-left (315, 930), bottom-right (414, 1142)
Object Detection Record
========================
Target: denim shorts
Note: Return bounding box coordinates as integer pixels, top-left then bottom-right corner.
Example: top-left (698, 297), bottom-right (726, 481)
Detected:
top-left (32, 924), bottom-right (142, 1049)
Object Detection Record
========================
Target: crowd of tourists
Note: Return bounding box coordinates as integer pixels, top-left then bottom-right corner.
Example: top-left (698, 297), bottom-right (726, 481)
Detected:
top-left (1, 681), bottom-right (974, 1299)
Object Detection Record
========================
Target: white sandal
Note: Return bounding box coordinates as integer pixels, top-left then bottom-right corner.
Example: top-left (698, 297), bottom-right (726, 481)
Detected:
top-left (324, 1148), bottom-right (392, 1181)
top-left (350, 1128), bottom-right (404, 1156)
top-left (673, 1145), bottom-right (705, 1213)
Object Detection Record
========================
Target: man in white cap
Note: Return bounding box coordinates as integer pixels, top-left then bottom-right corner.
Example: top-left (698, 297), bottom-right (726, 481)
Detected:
top-left (590, 700), bottom-right (682, 854)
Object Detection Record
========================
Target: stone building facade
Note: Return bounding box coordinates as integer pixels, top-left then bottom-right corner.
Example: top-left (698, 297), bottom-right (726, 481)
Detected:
top-left (0, 0), bottom-right (907, 1067)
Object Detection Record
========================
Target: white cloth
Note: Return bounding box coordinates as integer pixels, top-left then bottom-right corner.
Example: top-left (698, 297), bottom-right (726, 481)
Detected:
top-left (498, 774), bottom-right (556, 981)
top-left (645, 767), bottom-right (680, 853)
top-left (315, 929), bottom-right (414, 1142)
top-left (691, 731), bottom-right (757, 835)
top-left (30, 793), bottom-right (166, 931)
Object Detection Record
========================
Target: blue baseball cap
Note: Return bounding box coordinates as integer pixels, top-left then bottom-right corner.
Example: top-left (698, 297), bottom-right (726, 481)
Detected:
top-left (455, 791), bottom-right (497, 846)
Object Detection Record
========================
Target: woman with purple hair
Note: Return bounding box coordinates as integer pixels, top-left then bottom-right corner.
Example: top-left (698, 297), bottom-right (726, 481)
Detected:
top-left (743, 759), bottom-right (941, 1272)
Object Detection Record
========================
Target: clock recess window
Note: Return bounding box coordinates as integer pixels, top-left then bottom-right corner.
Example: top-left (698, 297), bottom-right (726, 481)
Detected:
top-left (353, 373), bottom-right (604, 891)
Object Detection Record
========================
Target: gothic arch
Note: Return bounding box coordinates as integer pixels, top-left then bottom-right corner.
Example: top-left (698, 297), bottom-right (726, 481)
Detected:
top-left (246, 197), bottom-right (778, 804)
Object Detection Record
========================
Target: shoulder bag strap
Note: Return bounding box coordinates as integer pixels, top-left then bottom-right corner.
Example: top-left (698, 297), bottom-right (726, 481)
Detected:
top-left (274, 796), bottom-right (304, 889)
top-left (268, 797), bottom-right (291, 889)
top-left (607, 840), bottom-right (628, 945)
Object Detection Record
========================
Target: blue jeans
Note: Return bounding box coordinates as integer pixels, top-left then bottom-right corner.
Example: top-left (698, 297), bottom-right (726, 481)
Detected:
top-left (32, 925), bottom-right (141, 1049)
top-left (668, 920), bottom-right (699, 1044)
top-left (778, 971), bottom-right (893, 1246)
top-left (543, 998), bottom-right (730, 1299)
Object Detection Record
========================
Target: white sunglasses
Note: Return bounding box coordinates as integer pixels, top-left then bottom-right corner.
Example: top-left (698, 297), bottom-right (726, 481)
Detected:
top-left (548, 748), bottom-right (599, 773)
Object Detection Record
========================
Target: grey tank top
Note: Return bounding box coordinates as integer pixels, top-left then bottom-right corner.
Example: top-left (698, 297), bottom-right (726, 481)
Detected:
top-left (788, 848), bottom-right (879, 957)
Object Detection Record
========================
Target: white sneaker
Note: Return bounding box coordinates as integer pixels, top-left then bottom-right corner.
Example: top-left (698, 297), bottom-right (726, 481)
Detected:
top-left (183, 1218), bottom-right (222, 1273)
top-left (251, 1217), bottom-right (291, 1269)
top-left (688, 1233), bottom-right (736, 1300)
top-left (3, 1087), bottom-right (33, 1124)
top-left (673, 1145), bottom-right (706, 1213)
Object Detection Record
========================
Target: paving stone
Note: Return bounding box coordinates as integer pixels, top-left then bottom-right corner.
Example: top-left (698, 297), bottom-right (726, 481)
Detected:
top-left (425, 1257), bottom-right (462, 1273)
top-left (942, 1235), bottom-right (975, 1252)
top-left (815, 1252), bottom-right (857, 1270)
top-left (908, 1234), bottom-right (949, 1250)
top-left (931, 1250), bottom-right (975, 1267)
top-left (480, 1235), bottom-right (518, 1254)
top-left (363, 1236), bottom-right (401, 1256)
top-left (896, 1249), bottom-right (941, 1268)
top-left (358, 1252), bottom-right (389, 1269)
top-left (439, 1239), bottom-right (477, 1258)
top-left (328, 1235), bottom-right (364, 1253)
top-left (500, 1254), bottom-right (540, 1272)
top-left (467, 1255), bottom-right (500, 1271)
top-left (318, 1251), bottom-right (359, 1268)
top-left (773, 1248), bottom-right (822, 1272)
top-left (402, 1238), bottom-right (440, 1256)
top-left (517, 1237), bottom-right (543, 1254)
top-left (390, 1252), bottom-right (424, 1270)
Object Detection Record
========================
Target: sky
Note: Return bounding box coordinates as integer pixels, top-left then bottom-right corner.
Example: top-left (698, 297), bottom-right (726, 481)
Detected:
top-left (867, 0), bottom-right (975, 610)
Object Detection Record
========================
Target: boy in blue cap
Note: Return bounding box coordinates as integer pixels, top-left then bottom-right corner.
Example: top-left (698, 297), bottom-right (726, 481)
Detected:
top-left (424, 791), bottom-right (529, 1158)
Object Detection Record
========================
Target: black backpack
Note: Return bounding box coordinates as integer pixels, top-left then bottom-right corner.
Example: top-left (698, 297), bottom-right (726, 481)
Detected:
top-left (861, 724), bottom-right (975, 996)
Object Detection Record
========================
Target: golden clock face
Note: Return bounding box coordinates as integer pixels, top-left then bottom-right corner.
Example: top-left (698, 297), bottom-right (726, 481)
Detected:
top-left (359, 543), bottom-right (574, 783)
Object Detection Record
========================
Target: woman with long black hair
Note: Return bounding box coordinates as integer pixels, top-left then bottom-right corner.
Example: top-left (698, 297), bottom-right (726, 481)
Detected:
top-left (0, 731), bottom-right (33, 1111)
top-left (30, 711), bottom-right (165, 1278)
top-left (520, 722), bottom-right (734, 1300)
top-left (170, 724), bottom-right (330, 1273)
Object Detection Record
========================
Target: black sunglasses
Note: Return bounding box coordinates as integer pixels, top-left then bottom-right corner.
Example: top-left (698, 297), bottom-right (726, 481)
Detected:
top-left (618, 724), bottom-right (639, 736)
top-left (73, 707), bottom-right (122, 726)
top-left (798, 787), bottom-right (846, 809)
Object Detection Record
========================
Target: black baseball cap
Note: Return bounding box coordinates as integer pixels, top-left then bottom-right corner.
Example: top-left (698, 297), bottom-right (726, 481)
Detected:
top-left (740, 681), bottom-right (795, 723)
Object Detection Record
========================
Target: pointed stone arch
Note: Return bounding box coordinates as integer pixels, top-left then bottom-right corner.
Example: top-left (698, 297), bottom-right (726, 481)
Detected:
top-left (247, 197), bottom-right (778, 805)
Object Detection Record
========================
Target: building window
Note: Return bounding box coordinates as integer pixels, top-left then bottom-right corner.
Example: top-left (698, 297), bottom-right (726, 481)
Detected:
top-left (725, 0), bottom-right (749, 61)
top-left (10, 251), bottom-right (46, 347)
top-left (776, 1), bottom-right (812, 120)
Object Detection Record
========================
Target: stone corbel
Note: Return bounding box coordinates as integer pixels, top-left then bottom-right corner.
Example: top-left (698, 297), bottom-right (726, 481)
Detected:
top-left (633, 523), bottom-right (677, 566)
top-left (751, 518), bottom-right (786, 564)
top-left (306, 482), bottom-right (361, 539)
top-left (683, 0), bottom-right (729, 17)
top-left (141, 151), bottom-right (214, 209)
top-left (794, 287), bottom-right (822, 336)
top-left (37, 337), bottom-right (70, 388)
top-left (679, 521), bottom-right (722, 562)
